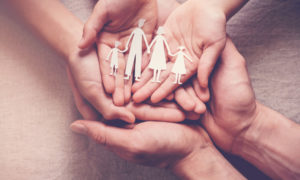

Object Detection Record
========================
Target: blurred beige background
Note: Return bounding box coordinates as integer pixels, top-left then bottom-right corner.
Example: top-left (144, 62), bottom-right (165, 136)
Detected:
top-left (0, 0), bottom-right (299, 179)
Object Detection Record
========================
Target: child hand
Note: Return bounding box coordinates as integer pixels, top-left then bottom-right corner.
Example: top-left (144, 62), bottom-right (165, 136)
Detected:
top-left (132, 0), bottom-right (228, 103)
top-left (79, 0), bottom-right (158, 106)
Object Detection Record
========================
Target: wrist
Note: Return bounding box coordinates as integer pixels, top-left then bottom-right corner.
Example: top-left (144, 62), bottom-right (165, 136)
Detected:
top-left (193, 0), bottom-right (248, 20)
top-left (232, 102), bottom-right (300, 179)
top-left (172, 145), bottom-right (245, 180)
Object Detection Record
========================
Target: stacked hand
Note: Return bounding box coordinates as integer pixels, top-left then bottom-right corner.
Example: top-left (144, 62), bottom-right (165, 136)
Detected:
top-left (71, 38), bottom-right (257, 177)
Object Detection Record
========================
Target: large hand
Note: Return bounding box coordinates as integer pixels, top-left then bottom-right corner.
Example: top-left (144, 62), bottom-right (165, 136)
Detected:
top-left (132, 0), bottom-right (226, 103)
top-left (70, 120), bottom-right (211, 168)
top-left (201, 38), bottom-right (258, 152)
top-left (79, 0), bottom-right (157, 106)
top-left (67, 47), bottom-right (185, 123)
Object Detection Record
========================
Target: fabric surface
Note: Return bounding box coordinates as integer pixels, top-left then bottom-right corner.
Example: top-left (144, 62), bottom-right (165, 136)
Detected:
top-left (0, 0), bottom-right (299, 179)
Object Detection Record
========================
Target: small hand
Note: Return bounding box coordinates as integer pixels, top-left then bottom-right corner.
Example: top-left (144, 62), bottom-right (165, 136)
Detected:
top-left (67, 47), bottom-right (186, 123)
top-left (79, 0), bottom-right (158, 106)
top-left (132, 0), bottom-right (226, 103)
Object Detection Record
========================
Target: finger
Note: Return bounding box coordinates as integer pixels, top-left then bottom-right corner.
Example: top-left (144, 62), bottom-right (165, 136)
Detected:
top-left (133, 63), bottom-right (173, 103)
top-left (123, 53), bottom-right (133, 103)
top-left (197, 40), bottom-right (225, 88)
top-left (126, 102), bottom-right (185, 122)
top-left (174, 87), bottom-right (195, 112)
top-left (112, 53), bottom-right (126, 106)
top-left (131, 66), bottom-right (153, 93)
top-left (185, 111), bottom-right (201, 121)
top-left (185, 85), bottom-right (206, 114)
top-left (70, 120), bottom-right (134, 149)
top-left (98, 43), bottom-right (115, 94)
top-left (66, 66), bottom-right (100, 120)
top-left (166, 93), bottom-right (174, 101)
top-left (150, 57), bottom-right (197, 103)
top-left (192, 78), bottom-right (210, 103)
top-left (78, 2), bottom-right (108, 49)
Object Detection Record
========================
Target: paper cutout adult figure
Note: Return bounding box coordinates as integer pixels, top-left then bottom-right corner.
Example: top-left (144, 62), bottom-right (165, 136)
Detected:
top-left (171, 46), bottom-right (192, 84)
top-left (124, 19), bottom-right (150, 81)
top-left (148, 27), bottom-right (172, 83)
top-left (106, 41), bottom-right (126, 76)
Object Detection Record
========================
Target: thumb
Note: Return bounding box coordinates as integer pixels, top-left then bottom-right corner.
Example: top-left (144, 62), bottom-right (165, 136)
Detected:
top-left (197, 40), bottom-right (225, 88)
top-left (78, 2), bottom-right (108, 49)
top-left (70, 120), bottom-right (133, 148)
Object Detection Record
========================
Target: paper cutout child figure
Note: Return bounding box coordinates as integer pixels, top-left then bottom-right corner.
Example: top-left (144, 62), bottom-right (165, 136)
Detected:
top-left (124, 19), bottom-right (150, 81)
top-left (106, 41), bottom-right (126, 76)
top-left (171, 46), bottom-right (193, 84)
top-left (148, 27), bottom-right (172, 83)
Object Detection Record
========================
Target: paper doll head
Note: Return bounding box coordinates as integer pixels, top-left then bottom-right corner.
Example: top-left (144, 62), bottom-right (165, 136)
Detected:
top-left (156, 27), bottom-right (165, 35)
top-left (138, 19), bottom-right (146, 28)
top-left (114, 41), bottom-right (121, 48)
top-left (178, 46), bottom-right (186, 51)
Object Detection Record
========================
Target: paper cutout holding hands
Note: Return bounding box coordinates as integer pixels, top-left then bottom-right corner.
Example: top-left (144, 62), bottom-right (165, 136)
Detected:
top-left (148, 27), bottom-right (172, 83)
top-left (106, 41), bottom-right (126, 76)
top-left (171, 46), bottom-right (192, 84)
top-left (124, 19), bottom-right (150, 81)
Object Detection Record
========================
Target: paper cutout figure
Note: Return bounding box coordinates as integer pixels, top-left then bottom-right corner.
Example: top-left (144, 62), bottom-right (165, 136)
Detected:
top-left (106, 41), bottom-right (126, 76)
top-left (171, 46), bottom-right (193, 84)
top-left (124, 19), bottom-right (150, 81)
top-left (148, 27), bottom-right (172, 83)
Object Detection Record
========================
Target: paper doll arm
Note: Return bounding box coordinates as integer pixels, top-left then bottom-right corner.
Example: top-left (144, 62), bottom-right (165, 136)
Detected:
top-left (149, 36), bottom-right (158, 49)
top-left (124, 31), bottom-right (134, 52)
top-left (169, 51), bottom-right (178, 57)
top-left (118, 49), bottom-right (127, 53)
top-left (142, 32), bottom-right (150, 53)
top-left (184, 53), bottom-right (193, 62)
top-left (106, 49), bottom-right (113, 61)
top-left (163, 38), bottom-right (174, 56)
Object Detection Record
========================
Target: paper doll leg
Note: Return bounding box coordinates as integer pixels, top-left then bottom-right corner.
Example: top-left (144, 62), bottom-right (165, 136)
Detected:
top-left (178, 74), bottom-right (182, 84)
top-left (151, 69), bottom-right (157, 82)
top-left (134, 51), bottom-right (142, 81)
top-left (110, 67), bottom-right (114, 75)
top-left (173, 73), bottom-right (178, 84)
top-left (114, 67), bottom-right (117, 76)
top-left (125, 51), bottom-right (136, 80)
top-left (156, 70), bottom-right (161, 83)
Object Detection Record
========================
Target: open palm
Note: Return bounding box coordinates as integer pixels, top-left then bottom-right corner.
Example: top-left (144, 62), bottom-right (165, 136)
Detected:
top-left (132, 0), bottom-right (226, 103)
top-left (79, 0), bottom-right (158, 106)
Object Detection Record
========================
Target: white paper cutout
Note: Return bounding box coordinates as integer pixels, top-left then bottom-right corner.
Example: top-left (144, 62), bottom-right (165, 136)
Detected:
top-left (171, 46), bottom-right (193, 84)
top-left (148, 27), bottom-right (172, 83)
top-left (106, 41), bottom-right (126, 76)
top-left (124, 19), bottom-right (150, 81)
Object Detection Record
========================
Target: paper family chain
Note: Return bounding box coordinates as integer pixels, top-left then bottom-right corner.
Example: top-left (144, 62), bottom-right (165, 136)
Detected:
top-left (106, 19), bottom-right (192, 85)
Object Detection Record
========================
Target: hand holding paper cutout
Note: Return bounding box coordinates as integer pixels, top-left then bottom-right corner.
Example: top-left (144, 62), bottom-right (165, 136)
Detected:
top-left (132, 0), bottom-right (226, 103)
top-left (79, 0), bottom-right (157, 106)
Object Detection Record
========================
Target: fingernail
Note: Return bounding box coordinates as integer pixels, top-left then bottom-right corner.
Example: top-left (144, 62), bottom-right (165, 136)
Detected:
top-left (70, 123), bottom-right (87, 135)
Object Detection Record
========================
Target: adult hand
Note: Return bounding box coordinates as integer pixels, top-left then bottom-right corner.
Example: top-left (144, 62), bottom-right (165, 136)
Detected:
top-left (132, 0), bottom-right (226, 103)
top-left (201, 38), bottom-right (258, 152)
top-left (70, 120), bottom-right (211, 168)
top-left (67, 47), bottom-right (186, 123)
top-left (79, 0), bottom-right (157, 106)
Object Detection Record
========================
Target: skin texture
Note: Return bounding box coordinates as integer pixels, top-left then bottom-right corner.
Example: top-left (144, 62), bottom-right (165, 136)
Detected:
top-left (79, 0), bottom-right (158, 106)
top-left (132, 0), bottom-right (227, 104)
top-left (67, 47), bottom-right (186, 123)
top-left (200, 38), bottom-right (258, 152)
top-left (69, 38), bottom-right (250, 179)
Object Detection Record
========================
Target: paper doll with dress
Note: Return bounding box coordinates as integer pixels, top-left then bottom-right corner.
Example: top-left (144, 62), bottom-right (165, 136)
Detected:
top-left (148, 27), bottom-right (172, 83)
top-left (171, 46), bottom-right (193, 84)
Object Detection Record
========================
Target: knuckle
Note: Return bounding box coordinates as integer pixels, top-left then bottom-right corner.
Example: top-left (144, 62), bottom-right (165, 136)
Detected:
top-left (84, 83), bottom-right (100, 101)
top-left (102, 111), bottom-right (115, 120)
